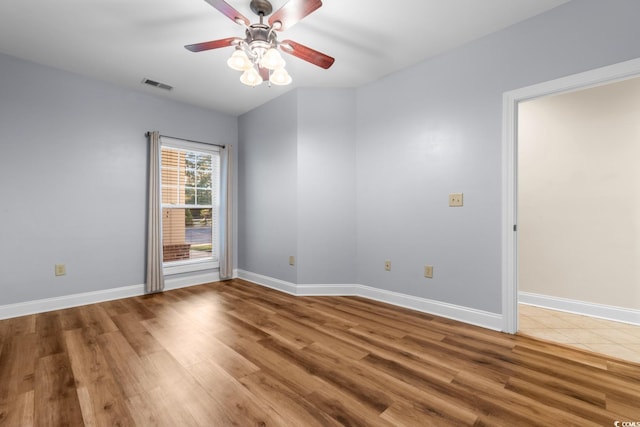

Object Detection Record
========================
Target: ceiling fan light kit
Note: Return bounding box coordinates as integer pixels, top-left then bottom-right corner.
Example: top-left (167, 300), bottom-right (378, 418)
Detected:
top-left (270, 67), bottom-right (292, 85)
top-left (260, 48), bottom-right (285, 70)
top-left (186, 0), bottom-right (334, 87)
top-left (240, 67), bottom-right (264, 86)
top-left (227, 49), bottom-right (252, 71)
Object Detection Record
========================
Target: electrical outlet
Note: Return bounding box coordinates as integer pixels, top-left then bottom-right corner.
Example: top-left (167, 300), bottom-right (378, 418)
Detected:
top-left (289, 256), bottom-right (295, 266)
top-left (384, 260), bottom-right (391, 271)
top-left (55, 264), bottom-right (66, 276)
top-left (424, 265), bottom-right (433, 279)
top-left (449, 193), bottom-right (463, 207)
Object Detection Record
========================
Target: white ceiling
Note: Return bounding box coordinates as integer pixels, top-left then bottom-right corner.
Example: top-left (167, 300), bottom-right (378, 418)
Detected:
top-left (0, 0), bottom-right (569, 116)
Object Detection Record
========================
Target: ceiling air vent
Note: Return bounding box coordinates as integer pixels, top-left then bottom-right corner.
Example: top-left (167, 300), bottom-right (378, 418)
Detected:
top-left (141, 78), bottom-right (173, 91)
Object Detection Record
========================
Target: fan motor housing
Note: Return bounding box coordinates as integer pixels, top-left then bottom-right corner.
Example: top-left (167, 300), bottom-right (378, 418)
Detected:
top-left (250, 0), bottom-right (273, 16)
top-left (246, 24), bottom-right (276, 44)
top-left (245, 24), bottom-right (276, 59)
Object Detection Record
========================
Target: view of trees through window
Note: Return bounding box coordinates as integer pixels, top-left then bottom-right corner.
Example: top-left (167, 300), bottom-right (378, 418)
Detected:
top-left (161, 144), bottom-right (218, 264)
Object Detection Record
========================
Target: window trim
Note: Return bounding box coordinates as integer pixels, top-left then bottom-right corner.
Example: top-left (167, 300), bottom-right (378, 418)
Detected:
top-left (160, 136), bottom-right (221, 275)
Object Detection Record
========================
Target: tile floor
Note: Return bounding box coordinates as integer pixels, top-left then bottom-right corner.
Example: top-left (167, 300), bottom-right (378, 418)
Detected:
top-left (518, 304), bottom-right (640, 364)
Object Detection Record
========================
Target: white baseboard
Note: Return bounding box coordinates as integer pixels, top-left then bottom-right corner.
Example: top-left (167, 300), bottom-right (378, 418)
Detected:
top-left (0, 269), bottom-right (503, 332)
top-left (356, 285), bottom-right (503, 331)
top-left (236, 270), bottom-right (502, 331)
top-left (297, 284), bottom-right (359, 296)
top-left (519, 292), bottom-right (640, 326)
top-left (0, 271), bottom-right (225, 320)
top-left (235, 270), bottom-right (299, 295)
top-left (0, 284), bottom-right (145, 320)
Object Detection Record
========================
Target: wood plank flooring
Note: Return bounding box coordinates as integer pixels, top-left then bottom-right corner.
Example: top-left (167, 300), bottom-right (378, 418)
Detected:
top-left (1, 278), bottom-right (639, 426)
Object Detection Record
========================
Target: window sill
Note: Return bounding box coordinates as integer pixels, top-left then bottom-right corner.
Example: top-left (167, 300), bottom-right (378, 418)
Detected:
top-left (163, 259), bottom-right (219, 276)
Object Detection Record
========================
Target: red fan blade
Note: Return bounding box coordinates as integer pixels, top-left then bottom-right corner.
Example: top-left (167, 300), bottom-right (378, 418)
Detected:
top-left (280, 40), bottom-right (334, 69)
top-left (204, 0), bottom-right (250, 26)
top-left (185, 37), bottom-right (239, 52)
top-left (258, 67), bottom-right (270, 82)
top-left (269, 0), bottom-right (322, 31)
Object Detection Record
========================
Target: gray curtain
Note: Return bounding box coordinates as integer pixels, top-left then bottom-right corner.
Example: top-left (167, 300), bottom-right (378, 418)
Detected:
top-left (146, 131), bottom-right (165, 293)
top-left (219, 145), bottom-right (233, 280)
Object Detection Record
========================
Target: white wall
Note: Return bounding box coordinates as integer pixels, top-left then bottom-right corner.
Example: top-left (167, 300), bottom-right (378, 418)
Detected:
top-left (0, 53), bottom-right (237, 306)
top-left (518, 77), bottom-right (640, 310)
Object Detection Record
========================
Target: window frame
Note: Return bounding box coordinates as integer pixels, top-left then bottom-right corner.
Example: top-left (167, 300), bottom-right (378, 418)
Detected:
top-left (160, 136), bottom-right (220, 275)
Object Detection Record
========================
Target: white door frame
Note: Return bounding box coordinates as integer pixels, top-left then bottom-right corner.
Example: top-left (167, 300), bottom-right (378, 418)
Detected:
top-left (501, 57), bottom-right (640, 333)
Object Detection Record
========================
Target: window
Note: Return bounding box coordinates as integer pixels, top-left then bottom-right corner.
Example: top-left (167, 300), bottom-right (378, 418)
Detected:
top-left (160, 137), bottom-right (220, 274)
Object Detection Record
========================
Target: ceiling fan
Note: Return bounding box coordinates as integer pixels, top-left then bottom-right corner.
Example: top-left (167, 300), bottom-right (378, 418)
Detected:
top-left (185, 0), bottom-right (335, 87)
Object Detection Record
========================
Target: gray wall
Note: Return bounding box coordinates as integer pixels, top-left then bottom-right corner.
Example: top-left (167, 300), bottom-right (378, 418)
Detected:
top-left (5, 0), bottom-right (640, 317)
top-left (356, 0), bottom-right (640, 314)
top-left (238, 0), bottom-right (640, 314)
top-left (297, 89), bottom-right (357, 284)
top-left (0, 53), bottom-right (237, 305)
top-left (238, 88), bottom-right (357, 284)
top-left (238, 92), bottom-right (299, 283)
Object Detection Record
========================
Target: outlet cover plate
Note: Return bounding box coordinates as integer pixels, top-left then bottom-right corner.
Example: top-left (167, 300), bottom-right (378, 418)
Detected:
top-left (449, 193), bottom-right (463, 207)
top-left (55, 264), bottom-right (66, 276)
top-left (424, 265), bottom-right (433, 278)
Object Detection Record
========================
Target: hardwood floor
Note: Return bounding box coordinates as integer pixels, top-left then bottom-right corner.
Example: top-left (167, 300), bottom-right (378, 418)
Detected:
top-left (1, 279), bottom-right (639, 426)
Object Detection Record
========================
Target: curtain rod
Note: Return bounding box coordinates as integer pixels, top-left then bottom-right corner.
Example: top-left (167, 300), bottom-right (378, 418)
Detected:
top-left (146, 132), bottom-right (225, 149)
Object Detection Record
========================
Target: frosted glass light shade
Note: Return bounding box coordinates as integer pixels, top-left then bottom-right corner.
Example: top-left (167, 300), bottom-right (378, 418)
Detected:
top-left (227, 50), bottom-right (252, 71)
top-left (240, 67), bottom-right (263, 86)
top-left (260, 48), bottom-right (285, 70)
top-left (270, 67), bottom-right (292, 85)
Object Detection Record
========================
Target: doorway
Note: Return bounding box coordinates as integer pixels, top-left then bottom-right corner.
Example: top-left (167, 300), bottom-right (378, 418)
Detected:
top-left (503, 56), bottom-right (640, 362)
